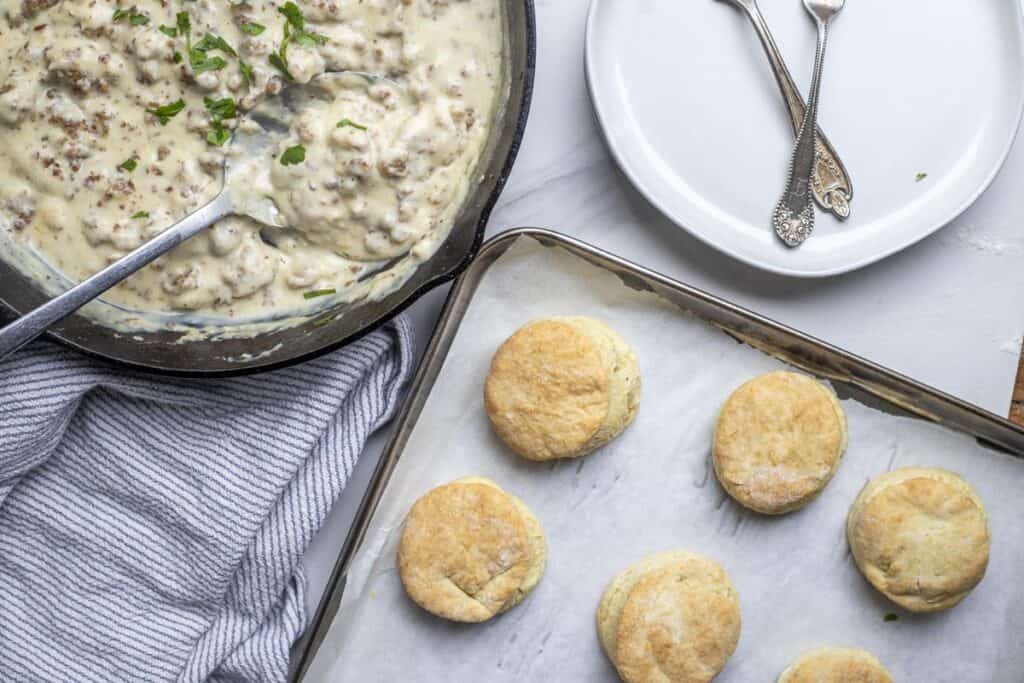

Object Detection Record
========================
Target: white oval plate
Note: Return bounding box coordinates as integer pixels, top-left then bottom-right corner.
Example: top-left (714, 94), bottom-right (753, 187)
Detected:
top-left (585, 0), bottom-right (1024, 277)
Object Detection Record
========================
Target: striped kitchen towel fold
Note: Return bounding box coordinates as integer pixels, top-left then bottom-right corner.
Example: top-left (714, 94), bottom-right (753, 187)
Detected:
top-left (0, 317), bottom-right (414, 683)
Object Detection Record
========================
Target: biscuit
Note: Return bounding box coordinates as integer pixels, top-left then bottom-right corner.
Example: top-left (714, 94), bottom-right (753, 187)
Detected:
top-left (397, 478), bottom-right (547, 622)
top-left (847, 467), bottom-right (990, 612)
top-left (454, 477), bottom-right (548, 610)
top-left (778, 647), bottom-right (893, 683)
top-left (713, 371), bottom-right (848, 514)
top-left (597, 552), bottom-right (741, 683)
top-left (484, 317), bottom-right (641, 461)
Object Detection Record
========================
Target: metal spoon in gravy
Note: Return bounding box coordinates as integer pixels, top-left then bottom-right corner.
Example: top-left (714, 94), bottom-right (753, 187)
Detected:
top-left (0, 73), bottom-right (401, 360)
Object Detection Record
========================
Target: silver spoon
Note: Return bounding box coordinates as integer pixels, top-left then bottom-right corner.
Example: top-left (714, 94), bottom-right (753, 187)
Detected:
top-left (716, 0), bottom-right (852, 220)
top-left (771, 0), bottom-right (845, 247)
top-left (0, 73), bottom-right (394, 360)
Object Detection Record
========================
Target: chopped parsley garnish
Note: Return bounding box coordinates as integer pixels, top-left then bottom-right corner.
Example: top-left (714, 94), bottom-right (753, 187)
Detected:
top-left (915, 172), bottom-right (928, 182)
top-left (117, 158), bottom-right (138, 172)
top-left (303, 288), bottom-right (336, 299)
top-left (207, 127), bottom-right (231, 146)
top-left (883, 613), bottom-right (899, 622)
top-left (292, 31), bottom-right (328, 48)
top-left (268, 51), bottom-right (290, 79)
top-left (238, 60), bottom-right (254, 87)
top-left (158, 24), bottom-right (178, 37)
top-left (278, 2), bottom-right (304, 29)
top-left (188, 34), bottom-right (235, 73)
top-left (268, 2), bottom-right (327, 80)
top-left (203, 97), bottom-right (237, 147)
top-left (131, 210), bottom-right (150, 219)
top-left (241, 22), bottom-right (265, 35)
top-left (336, 118), bottom-right (367, 131)
top-left (193, 33), bottom-right (237, 57)
top-left (176, 11), bottom-right (191, 42)
top-left (204, 96), bottom-right (237, 120)
top-left (173, 51), bottom-right (183, 64)
top-left (191, 54), bottom-right (227, 72)
top-left (113, 6), bottom-right (150, 26)
top-left (279, 145), bottom-right (306, 165)
top-left (146, 98), bottom-right (185, 125)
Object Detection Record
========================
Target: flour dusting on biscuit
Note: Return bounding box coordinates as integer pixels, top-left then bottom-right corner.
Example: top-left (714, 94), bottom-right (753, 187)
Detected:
top-left (597, 551), bottom-right (741, 683)
top-left (713, 371), bottom-right (847, 514)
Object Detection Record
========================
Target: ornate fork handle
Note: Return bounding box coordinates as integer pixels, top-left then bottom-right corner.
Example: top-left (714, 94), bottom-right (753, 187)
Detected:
top-left (744, 2), bottom-right (852, 219)
top-left (773, 14), bottom-right (830, 246)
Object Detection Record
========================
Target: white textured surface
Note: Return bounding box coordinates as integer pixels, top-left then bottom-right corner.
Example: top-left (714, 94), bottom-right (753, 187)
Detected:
top-left (303, 0), bottom-right (1024, 654)
top-left (304, 238), bottom-right (1024, 681)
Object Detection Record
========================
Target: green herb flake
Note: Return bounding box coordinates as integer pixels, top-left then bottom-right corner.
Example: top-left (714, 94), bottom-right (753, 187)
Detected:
top-left (883, 613), bottom-right (899, 622)
top-left (176, 11), bottom-right (191, 42)
top-left (145, 98), bottom-right (185, 125)
top-left (206, 125), bottom-right (231, 147)
top-left (303, 288), bottom-right (336, 299)
top-left (113, 6), bottom-right (149, 25)
top-left (278, 2), bottom-right (304, 30)
top-left (336, 118), bottom-right (367, 131)
top-left (190, 51), bottom-right (227, 73)
top-left (173, 51), bottom-right (183, 64)
top-left (238, 60), bottom-right (254, 87)
top-left (292, 31), bottom-right (327, 47)
top-left (204, 96), bottom-right (237, 121)
top-left (241, 22), bottom-right (265, 35)
top-left (158, 24), bottom-right (178, 37)
top-left (268, 51), bottom-right (290, 79)
top-left (280, 145), bottom-right (306, 166)
top-left (117, 158), bottom-right (138, 172)
top-left (131, 210), bottom-right (150, 219)
top-left (270, 1), bottom-right (326, 74)
top-left (194, 33), bottom-right (237, 57)
top-left (915, 172), bottom-right (928, 183)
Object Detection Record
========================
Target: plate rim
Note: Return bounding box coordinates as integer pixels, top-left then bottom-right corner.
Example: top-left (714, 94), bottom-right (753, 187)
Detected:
top-left (584, 0), bottom-right (1024, 278)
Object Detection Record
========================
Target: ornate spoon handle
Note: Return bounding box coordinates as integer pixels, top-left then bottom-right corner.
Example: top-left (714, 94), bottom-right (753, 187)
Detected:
top-left (743, 1), bottom-right (852, 219)
top-left (772, 16), bottom-right (830, 246)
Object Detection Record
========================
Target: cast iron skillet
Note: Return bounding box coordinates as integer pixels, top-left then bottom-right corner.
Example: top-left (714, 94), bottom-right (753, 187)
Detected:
top-left (0, 1), bottom-right (536, 376)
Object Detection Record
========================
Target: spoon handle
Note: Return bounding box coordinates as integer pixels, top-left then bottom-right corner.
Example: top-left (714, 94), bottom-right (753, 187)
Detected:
top-left (0, 192), bottom-right (233, 361)
top-left (743, 2), bottom-right (851, 219)
top-left (773, 17), bottom-right (829, 247)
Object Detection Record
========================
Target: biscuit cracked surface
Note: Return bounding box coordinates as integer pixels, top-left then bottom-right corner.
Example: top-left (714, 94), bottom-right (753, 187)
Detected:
top-left (713, 371), bottom-right (847, 514)
top-left (777, 647), bottom-right (893, 683)
top-left (847, 467), bottom-right (990, 613)
top-left (397, 478), bottom-right (546, 622)
top-left (485, 317), bottom-right (641, 461)
top-left (597, 551), bottom-right (741, 683)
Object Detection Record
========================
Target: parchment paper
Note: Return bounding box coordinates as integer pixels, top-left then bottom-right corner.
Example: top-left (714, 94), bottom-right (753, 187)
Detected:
top-left (305, 237), bottom-right (1024, 682)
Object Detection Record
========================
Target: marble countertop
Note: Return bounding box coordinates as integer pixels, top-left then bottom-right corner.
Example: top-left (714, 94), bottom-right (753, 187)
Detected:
top-left (301, 0), bottom-right (1024, 633)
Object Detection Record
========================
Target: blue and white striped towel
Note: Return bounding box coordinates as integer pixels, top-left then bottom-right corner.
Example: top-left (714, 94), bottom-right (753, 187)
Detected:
top-left (0, 317), bottom-right (413, 682)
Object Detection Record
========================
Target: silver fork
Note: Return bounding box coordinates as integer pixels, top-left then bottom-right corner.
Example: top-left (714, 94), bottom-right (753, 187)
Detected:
top-left (718, 0), bottom-right (852, 220)
top-left (772, 0), bottom-right (845, 247)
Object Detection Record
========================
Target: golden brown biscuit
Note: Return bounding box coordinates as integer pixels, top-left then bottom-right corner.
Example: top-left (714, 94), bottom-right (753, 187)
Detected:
top-left (597, 552), bottom-right (741, 683)
top-left (847, 467), bottom-right (990, 612)
top-left (453, 477), bottom-right (548, 611)
top-left (484, 317), bottom-right (641, 461)
top-left (778, 647), bottom-right (893, 683)
top-left (397, 479), bottom-right (547, 622)
top-left (713, 371), bottom-right (848, 514)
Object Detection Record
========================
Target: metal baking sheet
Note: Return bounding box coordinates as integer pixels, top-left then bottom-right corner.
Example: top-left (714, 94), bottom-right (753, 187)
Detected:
top-left (293, 229), bottom-right (1024, 682)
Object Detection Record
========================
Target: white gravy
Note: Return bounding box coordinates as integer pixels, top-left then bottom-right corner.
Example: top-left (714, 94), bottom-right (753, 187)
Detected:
top-left (0, 0), bottom-right (504, 322)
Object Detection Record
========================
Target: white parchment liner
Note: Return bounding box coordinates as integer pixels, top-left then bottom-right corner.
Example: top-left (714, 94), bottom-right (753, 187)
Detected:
top-left (305, 237), bottom-right (1024, 681)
